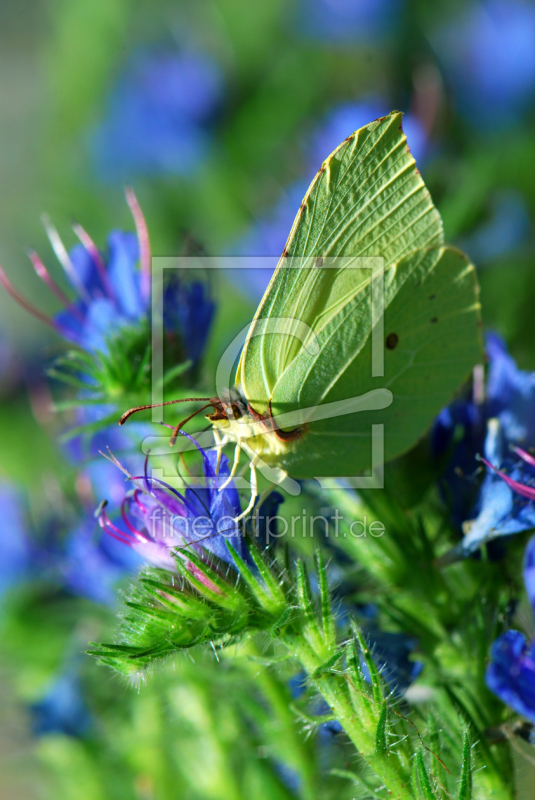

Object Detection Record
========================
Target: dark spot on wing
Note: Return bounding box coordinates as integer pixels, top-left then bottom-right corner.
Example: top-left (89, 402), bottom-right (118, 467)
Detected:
top-left (429, 294), bottom-right (436, 300)
top-left (281, 248), bottom-right (288, 258)
top-left (386, 333), bottom-right (399, 350)
top-left (315, 257), bottom-right (324, 267)
top-left (431, 317), bottom-right (438, 324)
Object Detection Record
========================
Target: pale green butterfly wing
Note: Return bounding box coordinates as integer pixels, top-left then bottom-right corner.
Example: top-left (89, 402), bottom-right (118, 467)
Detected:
top-left (271, 246), bottom-right (480, 477)
top-left (237, 111), bottom-right (444, 413)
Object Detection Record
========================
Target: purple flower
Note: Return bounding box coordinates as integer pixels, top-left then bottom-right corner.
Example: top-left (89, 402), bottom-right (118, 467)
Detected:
top-left (297, 0), bottom-right (404, 42)
top-left (97, 436), bottom-right (250, 573)
top-left (486, 535), bottom-right (535, 722)
top-left (436, 0), bottom-right (535, 126)
top-left (91, 49), bottom-right (224, 180)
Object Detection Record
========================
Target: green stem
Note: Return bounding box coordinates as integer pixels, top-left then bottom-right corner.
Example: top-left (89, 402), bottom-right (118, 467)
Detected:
top-left (287, 635), bottom-right (414, 800)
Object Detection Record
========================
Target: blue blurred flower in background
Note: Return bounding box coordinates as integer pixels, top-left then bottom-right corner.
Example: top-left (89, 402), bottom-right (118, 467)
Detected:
top-left (60, 519), bottom-right (142, 606)
top-left (91, 49), bottom-right (224, 180)
top-left (487, 534), bottom-right (535, 722)
top-left (298, 0), bottom-right (404, 42)
top-left (458, 190), bottom-right (531, 266)
top-left (30, 665), bottom-right (92, 738)
top-left (436, 0), bottom-right (535, 126)
top-left (0, 483), bottom-right (32, 603)
top-left (0, 477), bottom-right (139, 608)
top-left (308, 100), bottom-right (429, 168)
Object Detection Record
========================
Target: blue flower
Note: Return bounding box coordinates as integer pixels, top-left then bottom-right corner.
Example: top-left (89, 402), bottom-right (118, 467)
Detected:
top-left (457, 191), bottom-right (530, 267)
top-left (297, 0), bottom-right (404, 42)
top-left (0, 190), bottom-right (150, 355)
top-left (91, 49), bottom-right (223, 180)
top-left (0, 483), bottom-right (32, 603)
top-left (309, 100), bottom-right (429, 168)
top-left (486, 535), bottom-right (535, 722)
top-left (436, 333), bottom-right (535, 562)
top-left (97, 435), bottom-right (251, 572)
top-left (163, 277), bottom-right (216, 365)
top-left (436, 0), bottom-right (535, 126)
top-left (0, 189), bottom-right (214, 366)
top-left (30, 667), bottom-right (92, 738)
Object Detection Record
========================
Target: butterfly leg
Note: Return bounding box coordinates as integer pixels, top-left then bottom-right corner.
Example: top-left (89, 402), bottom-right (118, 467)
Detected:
top-left (213, 428), bottom-right (226, 475)
top-left (218, 440), bottom-right (241, 491)
top-left (235, 454), bottom-right (259, 523)
top-left (241, 442), bottom-right (301, 496)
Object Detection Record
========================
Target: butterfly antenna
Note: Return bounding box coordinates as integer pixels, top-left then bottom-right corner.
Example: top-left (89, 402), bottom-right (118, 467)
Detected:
top-left (119, 397), bottom-right (212, 426)
top-left (169, 403), bottom-right (213, 446)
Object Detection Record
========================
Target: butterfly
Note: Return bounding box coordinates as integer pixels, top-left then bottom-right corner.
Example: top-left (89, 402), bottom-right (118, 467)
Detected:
top-left (120, 112), bottom-right (481, 517)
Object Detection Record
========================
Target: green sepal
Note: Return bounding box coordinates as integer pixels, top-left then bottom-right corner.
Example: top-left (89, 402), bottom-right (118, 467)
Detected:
top-left (269, 606), bottom-right (299, 638)
top-left (225, 540), bottom-right (284, 615)
top-left (374, 702), bottom-right (388, 754)
top-left (353, 626), bottom-right (384, 707)
top-left (173, 550), bottom-right (248, 613)
top-left (458, 731), bottom-right (472, 800)
top-left (245, 539), bottom-right (287, 605)
top-left (414, 749), bottom-right (437, 800)
top-left (295, 561), bottom-right (321, 645)
top-left (314, 550), bottom-right (336, 649)
top-left (346, 640), bottom-right (374, 723)
top-left (311, 650), bottom-right (343, 679)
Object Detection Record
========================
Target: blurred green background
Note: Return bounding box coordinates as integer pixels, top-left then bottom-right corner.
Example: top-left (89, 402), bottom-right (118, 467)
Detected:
top-left (1, 0), bottom-right (535, 797)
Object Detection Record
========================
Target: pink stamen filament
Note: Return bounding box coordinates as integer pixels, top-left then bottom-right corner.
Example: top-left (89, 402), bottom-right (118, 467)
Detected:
top-left (121, 498), bottom-right (151, 542)
top-left (72, 222), bottom-right (117, 301)
top-left (479, 455), bottom-right (535, 501)
top-left (133, 490), bottom-right (147, 514)
top-left (97, 508), bottom-right (135, 545)
top-left (125, 187), bottom-right (151, 301)
top-left (512, 445), bottom-right (535, 469)
top-left (41, 213), bottom-right (93, 305)
top-left (0, 264), bottom-right (59, 330)
top-left (27, 249), bottom-right (85, 322)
